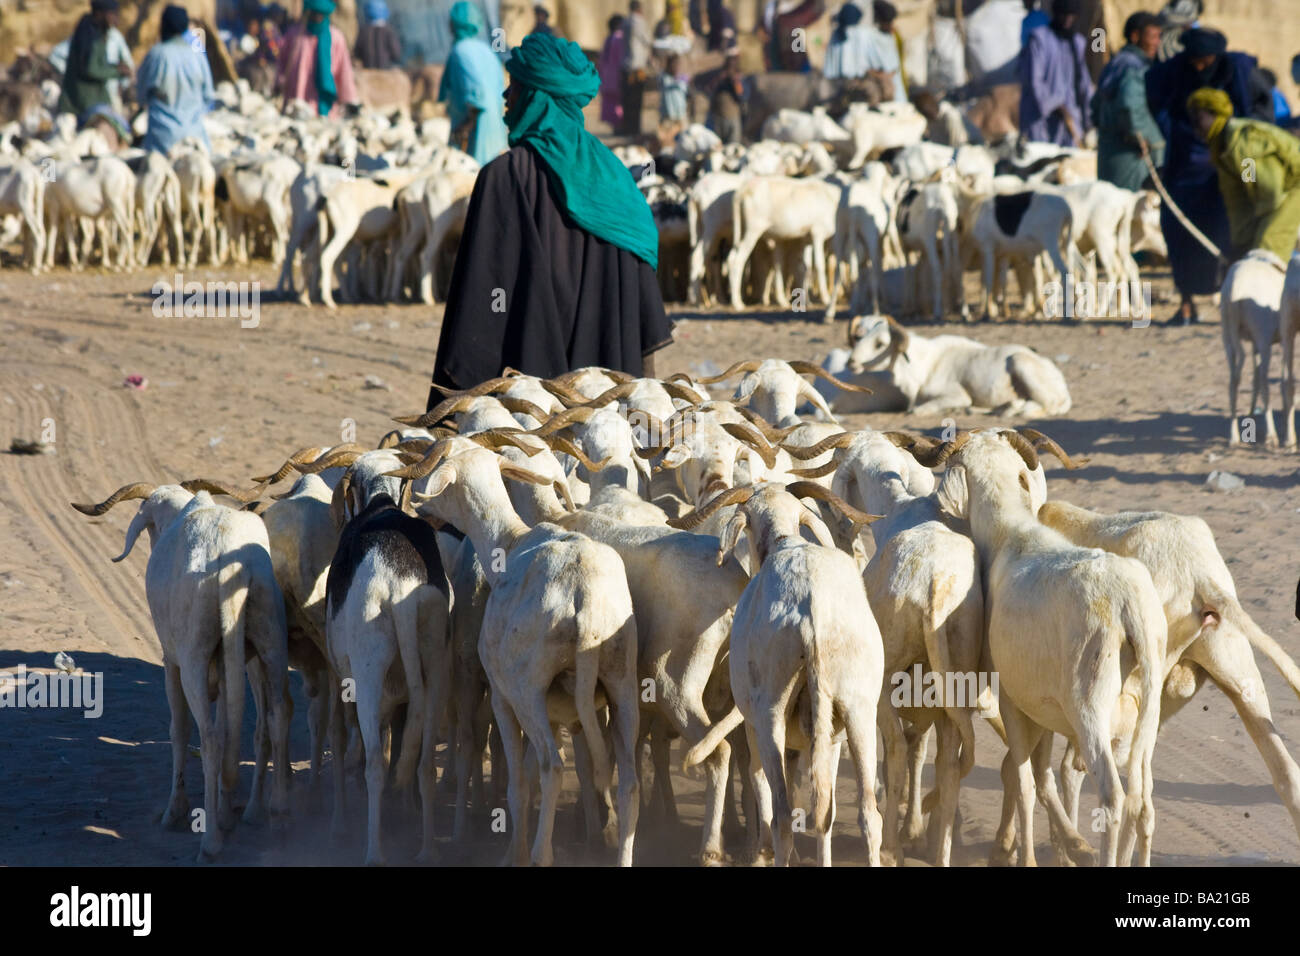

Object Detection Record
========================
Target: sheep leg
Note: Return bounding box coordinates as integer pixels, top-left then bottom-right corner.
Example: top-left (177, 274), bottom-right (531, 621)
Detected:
top-left (1187, 628), bottom-right (1300, 845)
top-left (571, 729), bottom-right (608, 849)
top-left (844, 701), bottom-right (884, 866)
top-left (901, 721), bottom-right (931, 845)
top-left (609, 672), bottom-right (642, 867)
top-left (748, 716), bottom-right (789, 865)
top-left (511, 692), bottom-right (564, 867)
top-left (317, 208), bottom-right (355, 310)
top-left (815, 738), bottom-right (841, 867)
top-left (1030, 733), bottom-right (1097, 866)
top-left (1076, 719), bottom-right (1124, 868)
top-left (178, 657), bottom-right (225, 861)
top-left (1225, 322), bottom-right (1244, 443)
top-left (997, 701), bottom-right (1042, 867)
top-left (242, 655), bottom-right (272, 825)
top-left (416, 646), bottom-right (448, 863)
top-left (876, 699), bottom-right (908, 865)
top-left (161, 661), bottom-right (192, 830)
top-left (451, 664), bottom-right (481, 841)
top-left (329, 676), bottom-right (349, 841)
top-left (1252, 337), bottom-right (1279, 447)
top-left (353, 656), bottom-right (392, 866)
top-left (649, 719), bottom-right (679, 824)
top-left (980, 245), bottom-right (996, 321)
top-left (1059, 739), bottom-right (1085, 827)
top-left (927, 716), bottom-right (962, 866)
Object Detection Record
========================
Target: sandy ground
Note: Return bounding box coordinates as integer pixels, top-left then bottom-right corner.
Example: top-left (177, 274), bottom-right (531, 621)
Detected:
top-left (1, 262), bottom-right (1299, 867)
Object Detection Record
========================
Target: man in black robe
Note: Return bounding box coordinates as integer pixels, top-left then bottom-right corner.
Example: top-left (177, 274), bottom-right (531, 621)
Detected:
top-left (427, 32), bottom-right (672, 410)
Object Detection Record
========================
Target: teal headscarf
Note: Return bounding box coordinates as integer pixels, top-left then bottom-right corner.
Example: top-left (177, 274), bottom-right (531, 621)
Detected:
top-left (304, 0), bottom-right (336, 117)
top-left (504, 33), bottom-right (658, 268)
top-left (450, 0), bottom-right (485, 41)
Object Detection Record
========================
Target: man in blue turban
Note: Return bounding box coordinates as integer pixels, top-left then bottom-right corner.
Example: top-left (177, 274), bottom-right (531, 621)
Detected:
top-left (427, 31), bottom-right (672, 402)
top-left (354, 0), bottom-right (401, 70)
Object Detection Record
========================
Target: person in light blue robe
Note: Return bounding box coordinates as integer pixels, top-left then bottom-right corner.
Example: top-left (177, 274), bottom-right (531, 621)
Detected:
top-left (438, 1), bottom-right (508, 167)
top-left (136, 5), bottom-right (215, 154)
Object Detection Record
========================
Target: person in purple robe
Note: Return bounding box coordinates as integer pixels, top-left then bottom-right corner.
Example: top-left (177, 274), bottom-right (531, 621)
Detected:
top-left (1018, 0), bottom-right (1093, 145)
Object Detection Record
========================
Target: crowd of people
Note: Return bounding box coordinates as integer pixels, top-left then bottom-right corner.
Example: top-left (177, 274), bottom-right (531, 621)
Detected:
top-left (26, 0), bottom-right (1300, 361)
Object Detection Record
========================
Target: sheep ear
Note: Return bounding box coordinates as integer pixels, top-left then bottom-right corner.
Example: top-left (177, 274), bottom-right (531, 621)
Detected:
top-left (111, 506), bottom-right (151, 563)
top-left (717, 510), bottom-right (748, 566)
top-left (415, 462), bottom-right (457, 501)
top-left (330, 472), bottom-right (352, 530)
top-left (934, 465), bottom-right (969, 520)
top-left (798, 505), bottom-right (835, 548)
top-left (797, 377), bottom-right (838, 423)
top-left (734, 374), bottom-right (759, 404)
top-left (498, 462), bottom-right (553, 487)
top-left (659, 443), bottom-right (691, 470)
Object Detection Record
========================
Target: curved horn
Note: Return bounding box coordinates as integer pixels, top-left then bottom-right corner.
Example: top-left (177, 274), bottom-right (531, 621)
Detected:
top-left (538, 377), bottom-right (597, 407)
top-left (180, 478), bottom-right (266, 502)
top-left (71, 482), bottom-right (156, 516)
top-left (721, 421), bottom-right (778, 469)
top-left (661, 380), bottom-right (706, 405)
top-left (469, 429), bottom-right (545, 456)
top-left (907, 431), bottom-right (971, 469)
top-left (666, 484), bottom-right (758, 530)
top-left (786, 360), bottom-right (873, 394)
top-left (733, 406), bottom-right (801, 443)
top-left (430, 375), bottom-right (518, 398)
top-left (384, 440), bottom-right (457, 480)
top-left (785, 481), bottom-right (883, 527)
top-left (394, 394), bottom-right (476, 428)
top-left (693, 360), bottom-right (762, 385)
top-left (294, 449), bottom-right (364, 474)
top-left (787, 460), bottom-right (838, 479)
top-left (377, 429), bottom-right (404, 449)
top-left (782, 431), bottom-right (856, 460)
top-left (498, 396), bottom-right (550, 423)
top-left (530, 405), bottom-right (598, 436)
top-left (252, 445), bottom-right (326, 484)
top-left (394, 438), bottom-right (434, 455)
top-left (544, 435), bottom-right (610, 472)
top-left (1000, 430), bottom-right (1040, 473)
top-left (1018, 428), bottom-right (1086, 469)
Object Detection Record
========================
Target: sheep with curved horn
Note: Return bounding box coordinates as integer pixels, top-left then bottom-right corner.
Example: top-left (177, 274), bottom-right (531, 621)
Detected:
top-left (900, 429), bottom-right (1165, 867)
top-left (394, 439), bottom-right (642, 867)
top-left (672, 481), bottom-right (887, 867)
top-left (817, 316), bottom-right (1072, 417)
top-left (95, 483), bottom-right (293, 861)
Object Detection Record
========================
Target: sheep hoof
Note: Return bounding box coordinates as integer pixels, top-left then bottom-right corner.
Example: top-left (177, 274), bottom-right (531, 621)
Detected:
top-left (988, 843), bottom-right (1016, 867)
top-left (699, 848), bottom-right (724, 866)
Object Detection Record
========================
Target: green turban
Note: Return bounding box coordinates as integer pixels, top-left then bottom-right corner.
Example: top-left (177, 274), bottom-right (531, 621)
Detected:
top-left (304, 0), bottom-right (337, 117)
top-left (1186, 86), bottom-right (1233, 140)
top-left (504, 33), bottom-right (659, 268)
top-left (450, 0), bottom-right (485, 41)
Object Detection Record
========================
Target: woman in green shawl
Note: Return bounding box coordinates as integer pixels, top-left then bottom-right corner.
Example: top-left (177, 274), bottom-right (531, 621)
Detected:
top-left (427, 32), bottom-right (672, 401)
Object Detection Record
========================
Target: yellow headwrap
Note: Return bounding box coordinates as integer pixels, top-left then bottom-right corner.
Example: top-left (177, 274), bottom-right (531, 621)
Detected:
top-left (1186, 87), bottom-right (1233, 141)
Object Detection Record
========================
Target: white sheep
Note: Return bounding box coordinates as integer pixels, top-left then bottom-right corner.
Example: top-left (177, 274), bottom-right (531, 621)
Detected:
top-left (74, 483), bottom-right (291, 861)
top-left (670, 481), bottom-right (887, 866)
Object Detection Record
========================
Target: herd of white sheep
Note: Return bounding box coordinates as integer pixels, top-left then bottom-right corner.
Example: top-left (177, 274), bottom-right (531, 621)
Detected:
top-left (8, 77), bottom-right (1299, 866)
top-left (70, 358), bottom-right (1300, 866)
